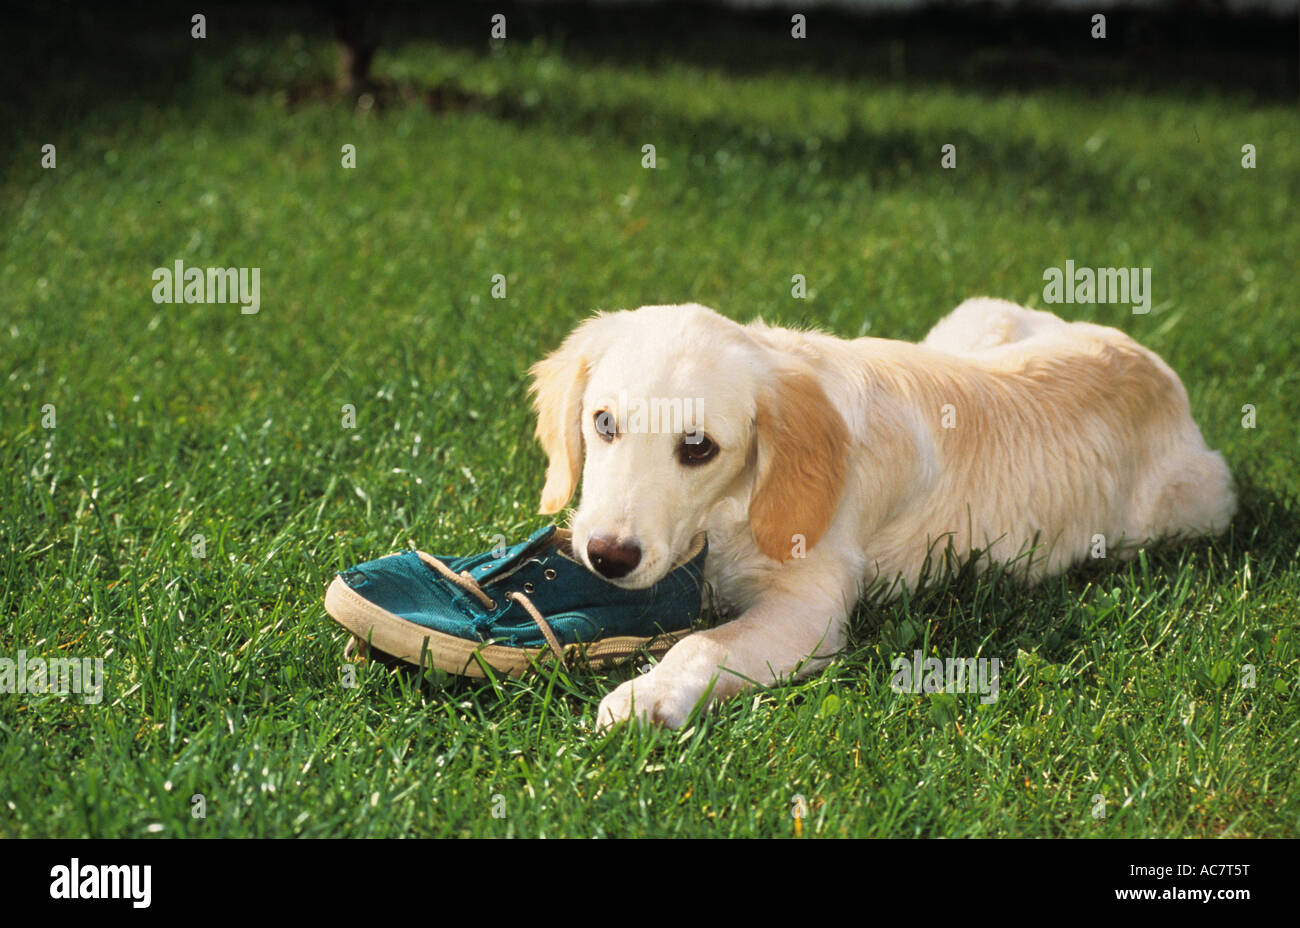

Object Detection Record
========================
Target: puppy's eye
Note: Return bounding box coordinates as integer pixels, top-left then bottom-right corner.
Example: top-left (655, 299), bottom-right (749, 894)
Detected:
top-left (593, 409), bottom-right (617, 442)
top-left (678, 433), bottom-right (719, 466)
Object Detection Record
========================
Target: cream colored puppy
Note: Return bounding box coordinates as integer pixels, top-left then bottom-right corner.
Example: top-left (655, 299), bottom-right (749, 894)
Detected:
top-left (528, 300), bottom-right (1235, 729)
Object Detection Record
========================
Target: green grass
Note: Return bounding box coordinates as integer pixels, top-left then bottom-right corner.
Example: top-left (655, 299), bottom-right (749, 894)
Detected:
top-left (1, 4), bottom-right (1298, 837)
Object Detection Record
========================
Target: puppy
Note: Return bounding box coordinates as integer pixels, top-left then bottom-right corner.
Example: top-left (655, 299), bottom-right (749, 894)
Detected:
top-left (528, 300), bottom-right (1235, 728)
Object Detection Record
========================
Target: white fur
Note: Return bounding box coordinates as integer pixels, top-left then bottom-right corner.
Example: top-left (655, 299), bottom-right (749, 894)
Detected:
top-left (527, 300), bottom-right (1236, 728)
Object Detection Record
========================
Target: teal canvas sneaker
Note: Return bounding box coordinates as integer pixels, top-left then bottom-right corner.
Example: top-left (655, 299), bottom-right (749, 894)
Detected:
top-left (324, 525), bottom-right (707, 677)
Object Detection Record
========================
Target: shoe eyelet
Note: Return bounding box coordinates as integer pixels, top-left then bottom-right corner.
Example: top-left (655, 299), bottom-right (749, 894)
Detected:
top-left (523, 582), bottom-right (535, 594)
top-left (543, 569), bottom-right (557, 580)
top-left (486, 600), bottom-right (497, 610)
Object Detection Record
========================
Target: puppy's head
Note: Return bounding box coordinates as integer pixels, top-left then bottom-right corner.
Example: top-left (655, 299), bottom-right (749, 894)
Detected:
top-left (529, 304), bottom-right (847, 588)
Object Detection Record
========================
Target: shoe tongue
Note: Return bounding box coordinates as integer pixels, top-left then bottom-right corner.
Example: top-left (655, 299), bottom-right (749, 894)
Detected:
top-left (465, 525), bottom-right (557, 581)
top-left (506, 524), bottom-right (557, 563)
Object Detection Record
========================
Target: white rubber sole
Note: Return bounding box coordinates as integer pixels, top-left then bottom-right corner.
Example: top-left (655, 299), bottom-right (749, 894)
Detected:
top-left (324, 576), bottom-right (693, 678)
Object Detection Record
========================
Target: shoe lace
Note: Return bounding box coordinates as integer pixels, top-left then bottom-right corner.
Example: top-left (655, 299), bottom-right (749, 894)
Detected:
top-left (415, 551), bottom-right (568, 666)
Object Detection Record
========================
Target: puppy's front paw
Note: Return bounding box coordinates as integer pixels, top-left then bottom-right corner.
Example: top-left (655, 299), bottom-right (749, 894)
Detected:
top-left (596, 672), bottom-right (697, 731)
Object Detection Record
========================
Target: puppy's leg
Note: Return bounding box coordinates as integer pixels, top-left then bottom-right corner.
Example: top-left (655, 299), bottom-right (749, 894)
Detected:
top-left (597, 560), bottom-right (857, 729)
top-left (1138, 446), bottom-right (1236, 542)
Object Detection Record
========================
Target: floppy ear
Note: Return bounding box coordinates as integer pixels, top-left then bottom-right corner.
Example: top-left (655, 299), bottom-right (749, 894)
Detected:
top-left (528, 318), bottom-right (601, 514)
top-left (750, 369), bottom-right (849, 562)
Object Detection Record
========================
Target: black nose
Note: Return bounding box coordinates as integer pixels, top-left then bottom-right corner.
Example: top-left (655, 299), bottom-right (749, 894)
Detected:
top-left (586, 535), bottom-right (642, 579)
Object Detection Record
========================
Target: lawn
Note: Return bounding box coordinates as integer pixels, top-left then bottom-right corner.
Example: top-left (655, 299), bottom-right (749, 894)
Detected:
top-left (1, 2), bottom-right (1297, 837)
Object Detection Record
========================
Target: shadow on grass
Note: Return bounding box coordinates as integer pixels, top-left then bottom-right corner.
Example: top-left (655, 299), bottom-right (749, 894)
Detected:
top-left (4, 0), bottom-right (1296, 155)
top-left (415, 0), bottom-right (1298, 104)
top-left (485, 92), bottom-right (1127, 213)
